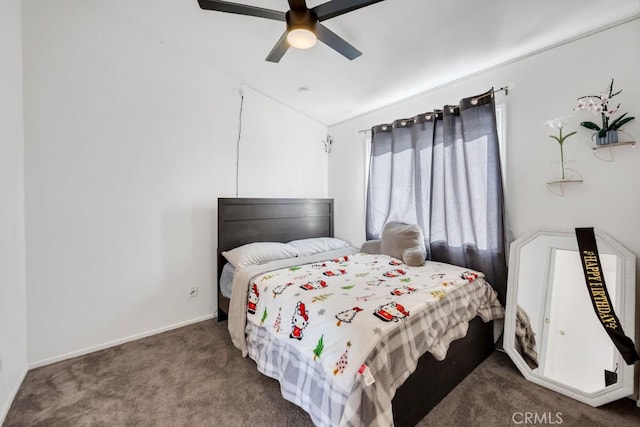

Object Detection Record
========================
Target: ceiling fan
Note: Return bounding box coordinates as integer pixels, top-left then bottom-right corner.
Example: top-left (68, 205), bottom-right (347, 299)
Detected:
top-left (197, 0), bottom-right (385, 62)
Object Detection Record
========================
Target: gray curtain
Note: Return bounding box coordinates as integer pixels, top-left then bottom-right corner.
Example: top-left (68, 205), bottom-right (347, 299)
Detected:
top-left (365, 89), bottom-right (506, 303)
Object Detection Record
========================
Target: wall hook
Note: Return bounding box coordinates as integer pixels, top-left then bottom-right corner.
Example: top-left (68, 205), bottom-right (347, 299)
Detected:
top-left (323, 135), bottom-right (333, 153)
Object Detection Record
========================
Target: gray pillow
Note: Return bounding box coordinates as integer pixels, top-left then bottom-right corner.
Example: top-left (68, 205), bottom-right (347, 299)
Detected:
top-left (379, 221), bottom-right (426, 267)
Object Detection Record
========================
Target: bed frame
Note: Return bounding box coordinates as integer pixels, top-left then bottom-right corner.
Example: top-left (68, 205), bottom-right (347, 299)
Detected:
top-left (217, 197), bottom-right (498, 426)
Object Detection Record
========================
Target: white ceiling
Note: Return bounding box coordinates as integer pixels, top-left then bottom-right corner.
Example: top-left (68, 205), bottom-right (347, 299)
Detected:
top-left (96, 0), bottom-right (640, 125)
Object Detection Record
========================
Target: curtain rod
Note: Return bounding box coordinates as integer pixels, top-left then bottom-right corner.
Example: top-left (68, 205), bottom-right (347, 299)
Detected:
top-left (356, 85), bottom-right (511, 134)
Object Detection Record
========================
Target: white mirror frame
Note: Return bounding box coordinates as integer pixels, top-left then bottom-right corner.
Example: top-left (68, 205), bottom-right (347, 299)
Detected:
top-left (504, 229), bottom-right (636, 407)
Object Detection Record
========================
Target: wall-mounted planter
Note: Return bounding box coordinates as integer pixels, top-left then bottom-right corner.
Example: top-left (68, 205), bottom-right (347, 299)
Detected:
top-left (593, 130), bottom-right (619, 145)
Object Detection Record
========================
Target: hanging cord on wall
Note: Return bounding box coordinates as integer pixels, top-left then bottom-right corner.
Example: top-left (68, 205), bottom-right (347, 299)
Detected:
top-left (235, 88), bottom-right (244, 198)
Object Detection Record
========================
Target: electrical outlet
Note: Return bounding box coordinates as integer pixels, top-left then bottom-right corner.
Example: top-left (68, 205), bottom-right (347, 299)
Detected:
top-left (190, 286), bottom-right (199, 298)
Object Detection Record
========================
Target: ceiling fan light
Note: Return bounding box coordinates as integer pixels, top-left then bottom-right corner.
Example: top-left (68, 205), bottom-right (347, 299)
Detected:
top-left (287, 28), bottom-right (317, 49)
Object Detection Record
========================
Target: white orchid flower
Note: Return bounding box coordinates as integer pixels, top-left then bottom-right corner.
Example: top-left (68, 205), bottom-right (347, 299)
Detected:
top-left (543, 116), bottom-right (571, 129)
top-left (576, 79), bottom-right (634, 134)
top-left (543, 118), bottom-right (559, 129)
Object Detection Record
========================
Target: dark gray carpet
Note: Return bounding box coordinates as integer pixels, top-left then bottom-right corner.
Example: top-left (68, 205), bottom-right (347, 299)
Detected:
top-left (419, 348), bottom-right (640, 427)
top-left (4, 319), bottom-right (640, 426)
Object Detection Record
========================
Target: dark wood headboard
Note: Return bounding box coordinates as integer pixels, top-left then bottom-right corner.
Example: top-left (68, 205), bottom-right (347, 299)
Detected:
top-left (216, 198), bottom-right (335, 320)
top-left (218, 198), bottom-right (334, 252)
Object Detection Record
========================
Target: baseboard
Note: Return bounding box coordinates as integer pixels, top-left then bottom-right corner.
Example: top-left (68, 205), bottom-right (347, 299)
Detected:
top-left (0, 366), bottom-right (28, 425)
top-left (28, 313), bottom-right (216, 369)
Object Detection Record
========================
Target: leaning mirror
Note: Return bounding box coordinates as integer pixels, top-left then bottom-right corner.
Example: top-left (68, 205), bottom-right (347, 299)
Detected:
top-left (504, 229), bottom-right (636, 406)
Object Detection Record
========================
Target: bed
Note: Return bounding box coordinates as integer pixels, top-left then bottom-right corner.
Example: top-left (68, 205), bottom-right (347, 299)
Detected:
top-left (217, 198), bottom-right (504, 426)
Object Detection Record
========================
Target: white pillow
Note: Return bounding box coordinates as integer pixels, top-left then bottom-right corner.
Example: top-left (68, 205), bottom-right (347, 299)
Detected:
top-left (222, 242), bottom-right (299, 268)
top-left (287, 237), bottom-right (350, 256)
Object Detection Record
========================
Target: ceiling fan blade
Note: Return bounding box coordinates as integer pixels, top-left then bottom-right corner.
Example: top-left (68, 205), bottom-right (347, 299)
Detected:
top-left (312, 0), bottom-right (385, 21)
top-left (198, 0), bottom-right (285, 21)
top-left (265, 31), bottom-right (290, 63)
top-left (316, 23), bottom-right (361, 60)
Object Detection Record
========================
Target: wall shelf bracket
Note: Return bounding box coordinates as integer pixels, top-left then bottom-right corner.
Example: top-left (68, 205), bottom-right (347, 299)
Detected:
top-left (546, 179), bottom-right (583, 197)
top-left (591, 139), bottom-right (635, 162)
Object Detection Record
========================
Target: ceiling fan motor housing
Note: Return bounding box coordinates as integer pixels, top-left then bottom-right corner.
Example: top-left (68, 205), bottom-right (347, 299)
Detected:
top-left (286, 8), bottom-right (318, 34)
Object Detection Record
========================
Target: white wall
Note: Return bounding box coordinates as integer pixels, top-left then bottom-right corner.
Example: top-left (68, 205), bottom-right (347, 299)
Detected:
top-left (237, 87), bottom-right (328, 198)
top-left (0, 0), bottom-right (28, 421)
top-left (329, 20), bottom-right (640, 260)
top-left (22, 1), bottom-right (327, 365)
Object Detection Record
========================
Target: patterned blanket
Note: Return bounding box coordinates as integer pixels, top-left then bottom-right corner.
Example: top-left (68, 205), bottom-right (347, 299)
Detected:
top-left (245, 251), bottom-right (491, 394)
top-left (228, 248), bottom-right (504, 426)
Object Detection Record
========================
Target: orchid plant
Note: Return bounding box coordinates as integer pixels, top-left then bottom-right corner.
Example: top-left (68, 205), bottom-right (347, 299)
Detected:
top-left (574, 78), bottom-right (635, 139)
top-left (544, 117), bottom-right (576, 180)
